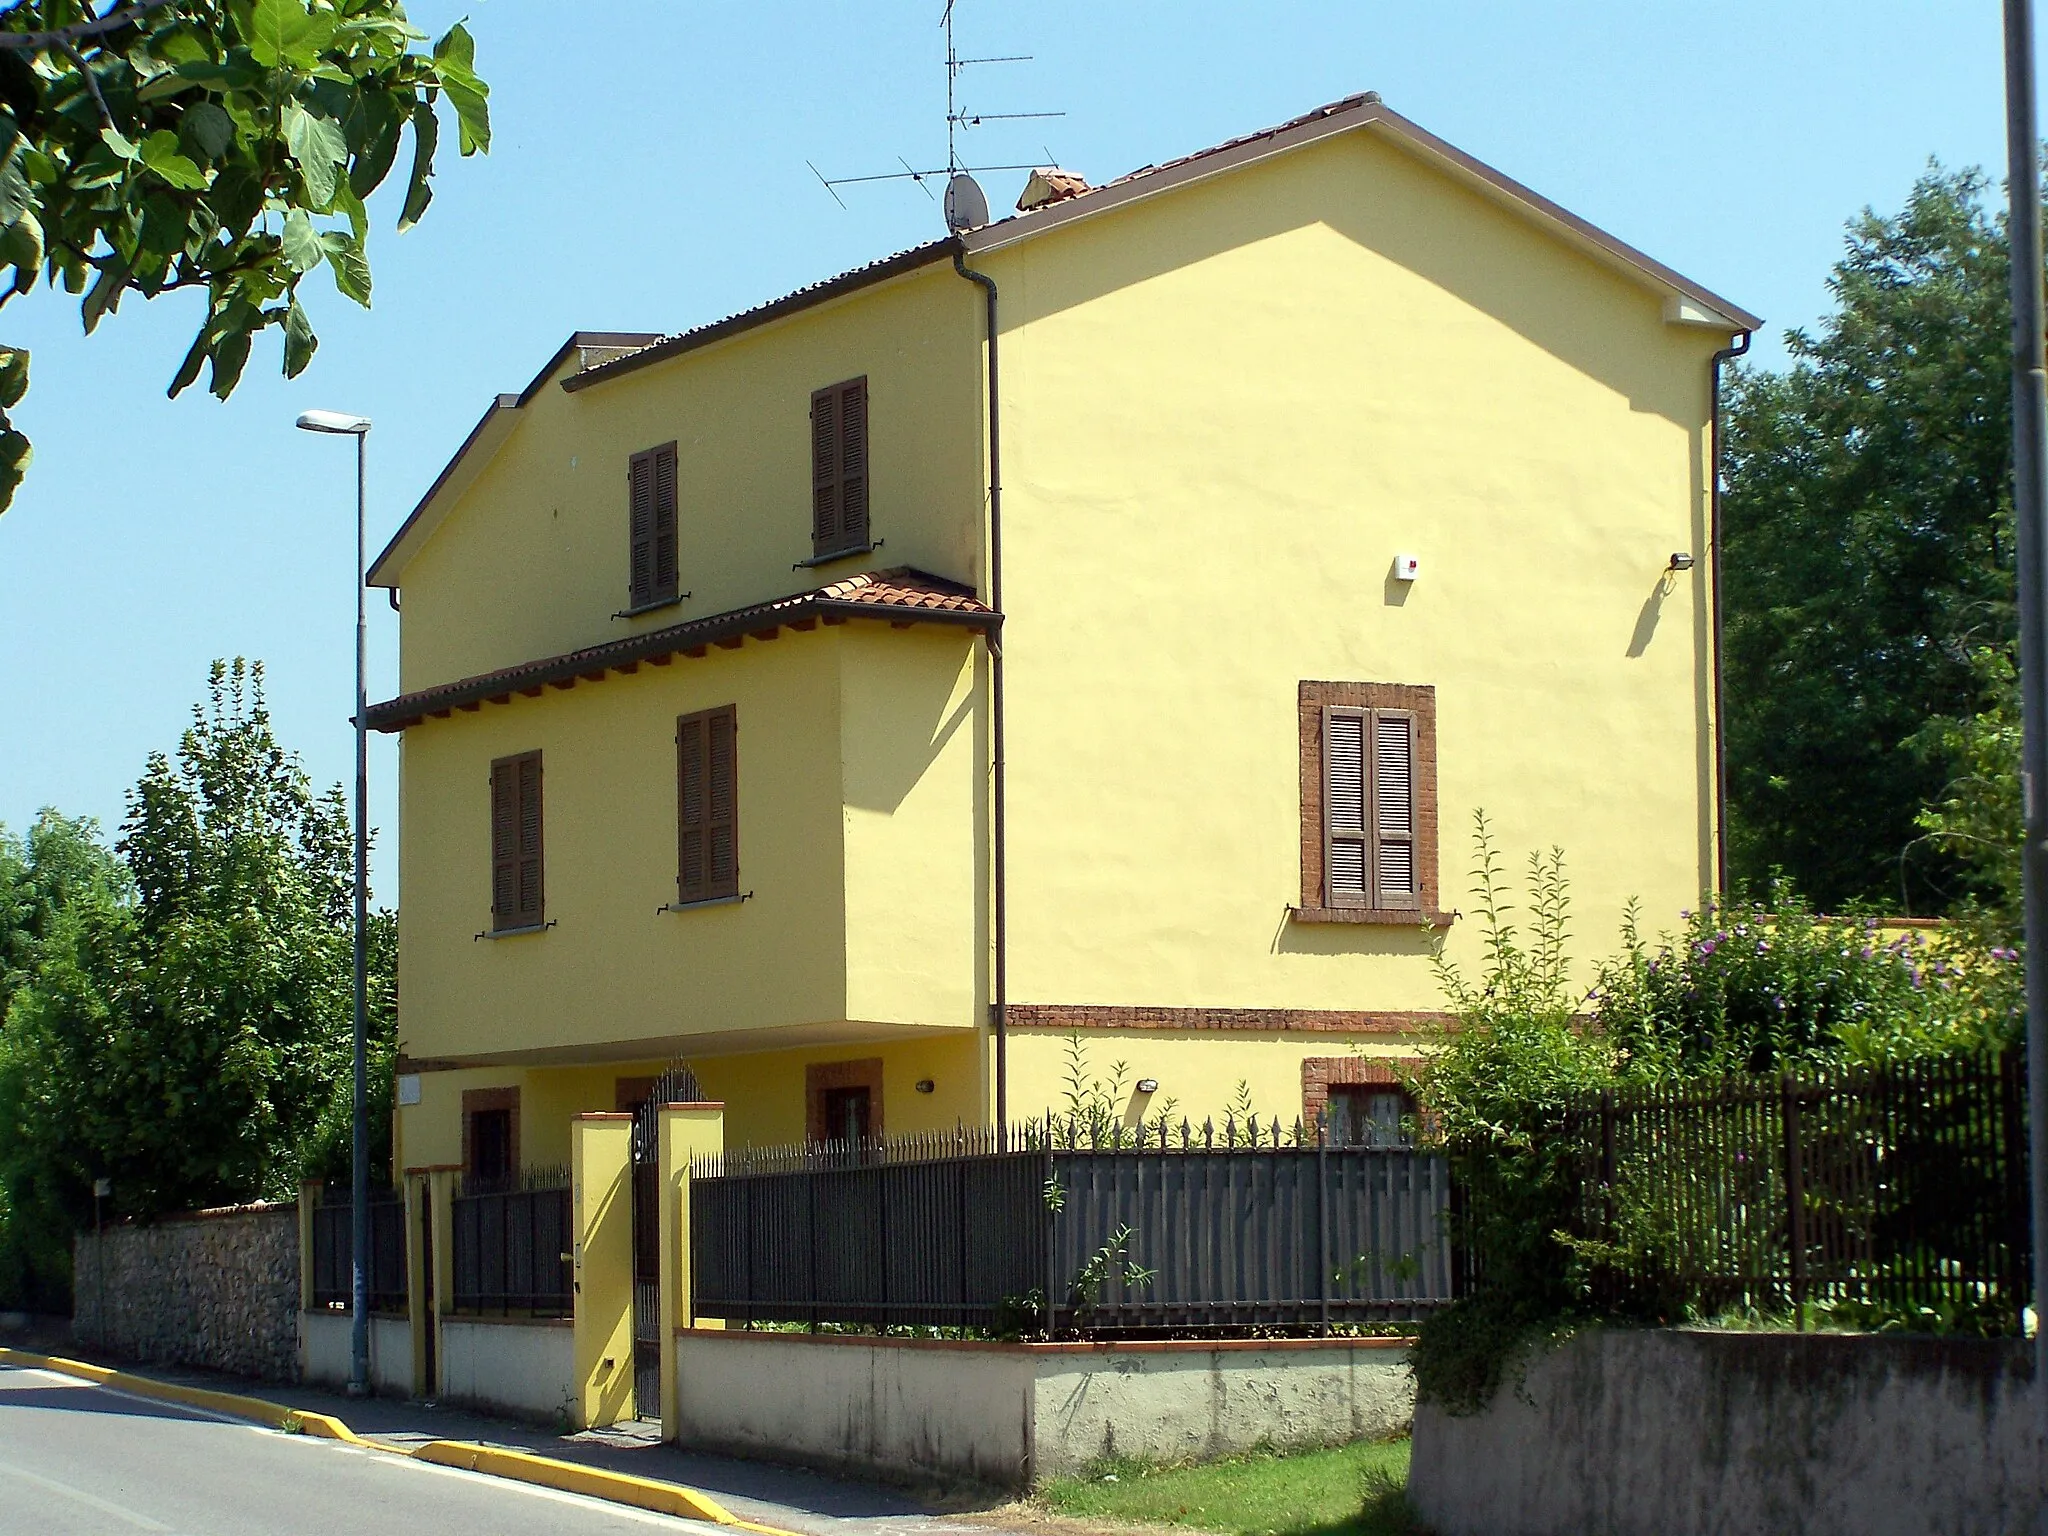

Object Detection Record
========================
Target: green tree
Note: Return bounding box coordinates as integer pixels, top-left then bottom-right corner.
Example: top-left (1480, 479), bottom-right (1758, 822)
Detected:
top-left (0, 807), bottom-right (125, 1017)
top-left (0, 658), bottom-right (394, 1307)
top-left (0, 0), bottom-right (490, 509)
top-left (1722, 166), bottom-right (2014, 913)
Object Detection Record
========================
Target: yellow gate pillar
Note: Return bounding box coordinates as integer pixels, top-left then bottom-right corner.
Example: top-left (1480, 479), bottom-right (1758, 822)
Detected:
top-left (572, 1112), bottom-right (635, 1429)
top-left (656, 1101), bottom-right (725, 1443)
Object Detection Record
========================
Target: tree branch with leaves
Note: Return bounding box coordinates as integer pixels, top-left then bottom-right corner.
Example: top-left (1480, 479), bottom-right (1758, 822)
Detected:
top-left (0, 0), bottom-right (490, 511)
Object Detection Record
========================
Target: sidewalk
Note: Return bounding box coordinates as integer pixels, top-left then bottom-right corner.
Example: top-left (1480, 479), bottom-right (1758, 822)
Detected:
top-left (5, 1323), bottom-right (1028, 1536)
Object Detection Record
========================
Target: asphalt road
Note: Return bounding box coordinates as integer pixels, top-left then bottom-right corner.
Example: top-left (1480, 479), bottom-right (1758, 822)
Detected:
top-left (0, 1363), bottom-right (730, 1536)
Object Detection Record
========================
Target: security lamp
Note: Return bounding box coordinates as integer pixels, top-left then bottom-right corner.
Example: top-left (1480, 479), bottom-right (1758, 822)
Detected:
top-left (296, 409), bottom-right (372, 435)
top-left (1136, 1079), bottom-right (1160, 1095)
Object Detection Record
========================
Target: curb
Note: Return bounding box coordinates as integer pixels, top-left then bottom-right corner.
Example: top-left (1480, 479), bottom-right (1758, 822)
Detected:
top-left (0, 1345), bottom-right (370, 1445)
top-left (0, 1346), bottom-right (798, 1535)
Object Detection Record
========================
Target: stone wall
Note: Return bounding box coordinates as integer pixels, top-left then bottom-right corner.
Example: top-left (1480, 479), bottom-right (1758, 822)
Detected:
top-left (72, 1202), bottom-right (299, 1383)
top-left (1409, 1327), bottom-right (2046, 1536)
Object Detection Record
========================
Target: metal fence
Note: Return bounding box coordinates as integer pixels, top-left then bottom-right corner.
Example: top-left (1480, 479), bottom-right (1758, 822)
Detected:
top-left (310, 1184), bottom-right (407, 1313)
top-left (690, 1119), bottom-right (1454, 1335)
top-left (1560, 1051), bottom-right (2029, 1327)
top-left (450, 1167), bottom-right (573, 1316)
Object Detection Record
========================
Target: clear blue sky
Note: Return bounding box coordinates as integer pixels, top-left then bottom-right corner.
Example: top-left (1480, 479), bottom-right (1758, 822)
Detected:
top-left (0, 0), bottom-right (2025, 902)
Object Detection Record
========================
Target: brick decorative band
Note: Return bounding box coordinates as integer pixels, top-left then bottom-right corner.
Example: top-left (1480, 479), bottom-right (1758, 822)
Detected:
top-left (1007, 1004), bottom-right (1450, 1035)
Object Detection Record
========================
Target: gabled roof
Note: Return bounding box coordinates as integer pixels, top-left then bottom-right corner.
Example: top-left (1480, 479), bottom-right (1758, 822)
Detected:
top-left (563, 92), bottom-right (1759, 398)
top-left (371, 94), bottom-right (1759, 589)
top-left (365, 331), bottom-right (659, 588)
top-left (364, 569), bottom-right (997, 732)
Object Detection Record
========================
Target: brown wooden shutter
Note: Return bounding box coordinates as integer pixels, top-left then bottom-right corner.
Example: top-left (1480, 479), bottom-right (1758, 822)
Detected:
top-left (810, 386), bottom-right (839, 554)
top-left (628, 449), bottom-right (656, 608)
top-left (677, 705), bottom-right (739, 903)
top-left (837, 378), bottom-right (868, 551)
top-left (516, 752), bottom-right (544, 923)
top-left (651, 442), bottom-right (678, 601)
top-left (1370, 710), bottom-right (1420, 910)
top-left (629, 443), bottom-right (679, 609)
top-left (1322, 707), bottom-right (1369, 908)
top-left (810, 377), bottom-right (869, 558)
top-left (491, 759), bottom-right (518, 925)
top-left (491, 751), bottom-right (543, 930)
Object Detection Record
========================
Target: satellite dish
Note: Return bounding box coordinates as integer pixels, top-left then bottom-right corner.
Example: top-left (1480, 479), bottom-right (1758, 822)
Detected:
top-left (944, 173), bottom-right (990, 232)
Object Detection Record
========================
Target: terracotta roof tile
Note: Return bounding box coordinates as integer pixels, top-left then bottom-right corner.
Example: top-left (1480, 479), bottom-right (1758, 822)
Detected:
top-left (365, 568), bottom-right (995, 732)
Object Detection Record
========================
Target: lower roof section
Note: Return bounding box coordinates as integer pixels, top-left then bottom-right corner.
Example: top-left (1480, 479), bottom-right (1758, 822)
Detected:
top-left (366, 568), bottom-right (997, 732)
top-left (397, 1017), bottom-right (978, 1071)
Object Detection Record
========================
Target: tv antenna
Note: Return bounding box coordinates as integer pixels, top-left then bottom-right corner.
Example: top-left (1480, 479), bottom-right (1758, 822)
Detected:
top-left (807, 0), bottom-right (1063, 230)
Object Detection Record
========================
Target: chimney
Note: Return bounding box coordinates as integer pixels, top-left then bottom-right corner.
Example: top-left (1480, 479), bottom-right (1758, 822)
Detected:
top-left (1016, 167), bottom-right (1091, 213)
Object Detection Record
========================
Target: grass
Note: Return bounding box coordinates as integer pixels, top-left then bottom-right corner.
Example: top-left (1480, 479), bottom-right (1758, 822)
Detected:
top-left (1035, 1439), bottom-right (1422, 1536)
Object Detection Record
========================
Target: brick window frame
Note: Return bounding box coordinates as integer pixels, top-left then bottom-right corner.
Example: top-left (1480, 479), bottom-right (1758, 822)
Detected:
top-left (1300, 1057), bottom-right (1423, 1134)
top-left (805, 1058), bottom-right (884, 1144)
top-left (461, 1086), bottom-right (521, 1179)
top-left (1295, 681), bottom-right (1446, 925)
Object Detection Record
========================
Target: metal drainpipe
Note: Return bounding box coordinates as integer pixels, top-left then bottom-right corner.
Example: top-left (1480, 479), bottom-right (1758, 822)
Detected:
top-left (1709, 329), bottom-right (1752, 902)
top-left (952, 242), bottom-right (1008, 1131)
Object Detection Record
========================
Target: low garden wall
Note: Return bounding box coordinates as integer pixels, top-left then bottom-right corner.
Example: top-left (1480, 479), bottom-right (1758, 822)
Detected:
top-left (1409, 1328), bottom-right (2045, 1536)
top-left (439, 1316), bottom-right (575, 1425)
top-left (300, 1310), bottom-right (412, 1397)
top-left (72, 1202), bottom-right (298, 1382)
top-left (674, 1330), bottom-right (1413, 1487)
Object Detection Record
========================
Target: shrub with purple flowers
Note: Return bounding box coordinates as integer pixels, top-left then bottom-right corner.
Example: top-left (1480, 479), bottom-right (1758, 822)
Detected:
top-left (1593, 897), bottom-right (2020, 1076)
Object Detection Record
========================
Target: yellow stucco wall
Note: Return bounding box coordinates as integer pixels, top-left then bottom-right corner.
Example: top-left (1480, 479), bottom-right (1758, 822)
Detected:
top-left (398, 1035), bottom-right (984, 1164)
top-left (394, 267), bottom-right (985, 694)
top-left (1006, 1029), bottom-right (1420, 1131)
top-left (982, 126), bottom-right (1724, 1012)
top-left (395, 621), bottom-right (984, 1066)
top-left (386, 117), bottom-right (1738, 1149)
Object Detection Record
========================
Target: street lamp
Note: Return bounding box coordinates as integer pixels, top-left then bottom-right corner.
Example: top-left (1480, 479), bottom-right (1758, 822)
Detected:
top-left (296, 408), bottom-right (373, 1398)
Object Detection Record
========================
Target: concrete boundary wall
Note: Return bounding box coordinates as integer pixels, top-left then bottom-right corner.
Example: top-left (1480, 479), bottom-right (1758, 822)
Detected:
top-left (73, 1203), bottom-right (298, 1382)
top-left (299, 1311), bottom-right (412, 1397)
top-left (674, 1330), bottom-right (1413, 1487)
top-left (1410, 1328), bottom-right (2046, 1536)
top-left (439, 1316), bottom-right (576, 1425)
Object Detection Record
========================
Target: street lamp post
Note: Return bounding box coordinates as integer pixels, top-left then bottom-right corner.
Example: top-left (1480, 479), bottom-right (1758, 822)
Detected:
top-left (296, 408), bottom-right (373, 1397)
top-left (2004, 0), bottom-right (2048, 1390)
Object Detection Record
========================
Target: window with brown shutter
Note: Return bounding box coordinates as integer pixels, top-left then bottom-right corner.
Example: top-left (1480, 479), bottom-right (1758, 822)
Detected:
top-left (809, 377), bottom-right (869, 559)
top-left (1297, 683), bottom-right (1441, 923)
top-left (490, 750), bottom-right (544, 931)
top-left (628, 442), bottom-right (679, 610)
top-left (677, 705), bottom-right (738, 903)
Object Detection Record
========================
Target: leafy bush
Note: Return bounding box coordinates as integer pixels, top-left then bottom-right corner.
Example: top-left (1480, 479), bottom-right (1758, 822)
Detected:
top-left (1410, 814), bottom-right (2024, 1414)
top-left (1595, 896), bottom-right (2021, 1075)
top-left (1410, 818), bottom-right (1613, 1412)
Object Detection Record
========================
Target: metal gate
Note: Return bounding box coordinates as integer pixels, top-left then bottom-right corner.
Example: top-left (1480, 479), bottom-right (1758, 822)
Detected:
top-left (629, 1064), bottom-right (701, 1420)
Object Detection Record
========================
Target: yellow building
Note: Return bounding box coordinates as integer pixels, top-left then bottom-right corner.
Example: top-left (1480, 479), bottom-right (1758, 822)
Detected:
top-left (368, 93), bottom-right (1757, 1172)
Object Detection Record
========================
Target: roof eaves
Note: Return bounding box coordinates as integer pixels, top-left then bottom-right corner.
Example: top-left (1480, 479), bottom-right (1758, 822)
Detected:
top-left (961, 93), bottom-right (1760, 332)
top-left (366, 331), bottom-right (662, 588)
top-left (561, 241), bottom-right (958, 395)
top-left (365, 571), bottom-right (999, 731)
top-left (366, 392), bottom-right (519, 587)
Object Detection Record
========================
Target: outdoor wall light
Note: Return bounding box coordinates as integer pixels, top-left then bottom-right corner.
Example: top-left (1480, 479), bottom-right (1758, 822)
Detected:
top-left (1667, 552), bottom-right (1697, 572)
top-left (1136, 1078), bottom-right (1160, 1094)
top-left (915, 1078), bottom-right (936, 1094)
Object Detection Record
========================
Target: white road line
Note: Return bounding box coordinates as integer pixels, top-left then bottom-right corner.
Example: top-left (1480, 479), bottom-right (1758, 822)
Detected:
top-left (0, 1459), bottom-right (180, 1532)
top-left (3, 1364), bottom-right (722, 1532)
top-left (0, 1365), bottom-right (264, 1430)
